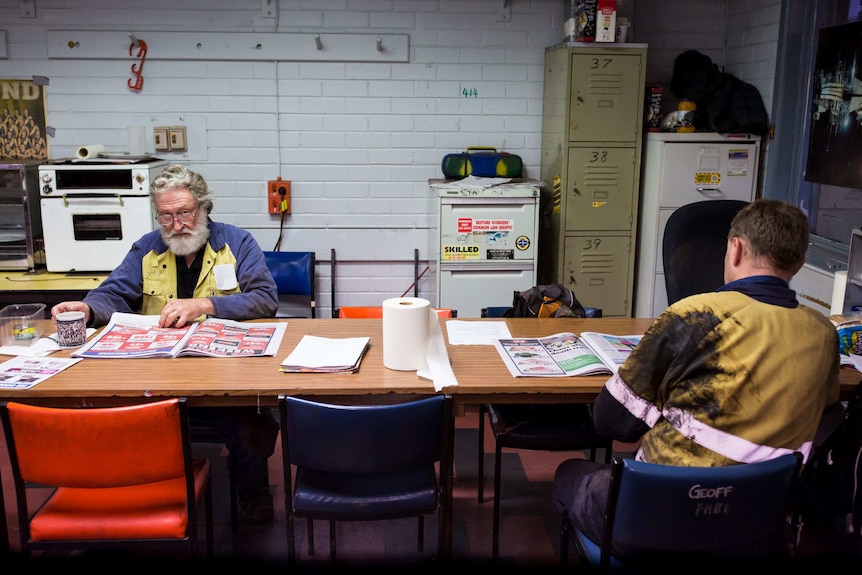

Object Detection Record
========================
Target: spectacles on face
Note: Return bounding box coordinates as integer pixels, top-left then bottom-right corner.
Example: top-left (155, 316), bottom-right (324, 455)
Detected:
top-left (156, 208), bottom-right (197, 226)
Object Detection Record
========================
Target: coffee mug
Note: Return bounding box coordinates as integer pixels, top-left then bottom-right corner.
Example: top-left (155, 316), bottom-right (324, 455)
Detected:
top-left (56, 311), bottom-right (87, 347)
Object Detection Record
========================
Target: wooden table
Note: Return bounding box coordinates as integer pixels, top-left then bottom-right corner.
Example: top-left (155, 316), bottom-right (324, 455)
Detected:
top-left (0, 317), bottom-right (652, 407)
top-left (0, 317), bottom-right (855, 407)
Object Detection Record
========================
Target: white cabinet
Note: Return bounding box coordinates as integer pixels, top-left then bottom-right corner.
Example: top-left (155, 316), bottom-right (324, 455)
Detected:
top-left (431, 181), bottom-right (540, 318)
top-left (634, 132), bottom-right (761, 318)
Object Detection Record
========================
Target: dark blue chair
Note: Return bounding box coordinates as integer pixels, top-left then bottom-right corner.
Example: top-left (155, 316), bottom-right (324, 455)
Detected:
top-left (561, 453), bottom-right (803, 572)
top-left (278, 394), bottom-right (453, 564)
top-left (263, 251), bottom-right (316, 318)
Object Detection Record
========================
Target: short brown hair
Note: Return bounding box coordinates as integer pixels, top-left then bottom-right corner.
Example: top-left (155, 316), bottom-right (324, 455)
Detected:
top-left (728, 198), bottom-right (809, 272)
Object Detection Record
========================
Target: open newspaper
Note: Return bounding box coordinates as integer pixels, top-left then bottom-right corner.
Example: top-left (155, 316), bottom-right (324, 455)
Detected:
top-left (71, 312), bottom-right (286, 359)
top-left (494, 331), bottom-right (642, 377)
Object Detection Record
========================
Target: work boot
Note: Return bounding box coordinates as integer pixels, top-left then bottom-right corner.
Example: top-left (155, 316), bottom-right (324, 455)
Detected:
top-left (237, 487), bottom-right (274, 525)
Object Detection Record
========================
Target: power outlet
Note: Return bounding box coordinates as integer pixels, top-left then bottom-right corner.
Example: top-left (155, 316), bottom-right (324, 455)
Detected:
top-left (268, 178), bottom-right (290, 214)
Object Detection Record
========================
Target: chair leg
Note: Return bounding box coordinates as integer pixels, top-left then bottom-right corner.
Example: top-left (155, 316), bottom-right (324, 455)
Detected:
top-left (560, 517), bottom-right (570, 566)
top-left (418, 515), bottom-right (425, 552)
top-left (286, 514), bottom-right (296, 565)
top-left (478, 404), bottom-right (486, 503)
top-left (204, 474), bottom-right (214, 559)
top-left (492, 442), bottom-right (503, 559)
top-left (307, 518), bottom-right (315, 555)
top-left (329, 520), bottom-right (337, 561)
top-left (227, 454), bottom-right (238, 533)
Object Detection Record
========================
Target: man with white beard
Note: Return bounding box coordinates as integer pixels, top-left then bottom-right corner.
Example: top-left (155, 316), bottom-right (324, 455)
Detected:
top-left (51, 164), bottom-right (280, 525)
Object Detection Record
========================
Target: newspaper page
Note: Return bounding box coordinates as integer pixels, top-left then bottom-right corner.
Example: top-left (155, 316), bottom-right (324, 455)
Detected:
top-left (72, 313), bottom-right (194, 358)
top-left (180, 318), bottom-right (286, 358)
top-left (0, 356), bottom-right (82, 389)
top-left (494, 332), bottom-right (611, 377)
top-left (579, 332), bottom-right (642, 373)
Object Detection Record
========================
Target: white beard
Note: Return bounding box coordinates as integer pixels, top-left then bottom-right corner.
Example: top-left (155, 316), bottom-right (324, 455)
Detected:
top-left (160, 212), bottom-right (210, 256)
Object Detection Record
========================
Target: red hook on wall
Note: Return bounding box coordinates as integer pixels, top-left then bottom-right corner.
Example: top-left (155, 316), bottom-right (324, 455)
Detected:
top-left (128, 38), bottom-right (147, 91)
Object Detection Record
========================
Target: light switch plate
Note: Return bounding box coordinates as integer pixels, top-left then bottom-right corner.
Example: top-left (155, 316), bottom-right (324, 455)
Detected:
top-left (153, 127), bottom-right (169, 151)
top-left (169, 126), bottom-right (187, 151)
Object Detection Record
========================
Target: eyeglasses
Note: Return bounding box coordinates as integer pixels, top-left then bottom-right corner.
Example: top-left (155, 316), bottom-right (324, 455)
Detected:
top-left (156, 208), bottom-right (197, 226)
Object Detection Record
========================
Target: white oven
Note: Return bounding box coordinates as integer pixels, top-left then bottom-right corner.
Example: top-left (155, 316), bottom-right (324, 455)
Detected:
top-left (38, 158), bottom-right (168, 272)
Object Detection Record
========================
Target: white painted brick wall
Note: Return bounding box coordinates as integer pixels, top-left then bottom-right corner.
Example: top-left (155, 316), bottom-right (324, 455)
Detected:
top-left (0, 0), bottom-right (780, 317)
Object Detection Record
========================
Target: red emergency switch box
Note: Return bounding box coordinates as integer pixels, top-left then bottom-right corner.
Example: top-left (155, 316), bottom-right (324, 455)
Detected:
top-left (268, 178), bottom-right (290, 214)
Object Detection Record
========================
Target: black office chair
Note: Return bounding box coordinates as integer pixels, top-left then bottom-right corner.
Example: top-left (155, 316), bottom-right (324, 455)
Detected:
top-left (662, 199), bottom-right (749, 305)
top-left (478, 304), bottom-right (612, 559)
top-left (560, 453), bottom-right (803, 572)
top-left (279, 394), bottom-right (453, 564)
top-left (264, 251), bottom-right (316, 318)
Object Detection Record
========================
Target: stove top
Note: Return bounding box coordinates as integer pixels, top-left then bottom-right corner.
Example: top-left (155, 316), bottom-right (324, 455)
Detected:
top-left (44, 155), bottom-right (165, 166)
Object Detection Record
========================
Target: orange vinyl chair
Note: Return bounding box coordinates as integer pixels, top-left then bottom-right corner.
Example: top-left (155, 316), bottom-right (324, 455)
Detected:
top-left (0, 397), bottom-right (214, 559)
top-left (337, 306), bottom-right (455, 318)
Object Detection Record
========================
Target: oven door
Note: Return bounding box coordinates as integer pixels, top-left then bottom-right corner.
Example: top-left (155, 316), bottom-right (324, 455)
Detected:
top-left (40, 195), bottom-right (154, 272)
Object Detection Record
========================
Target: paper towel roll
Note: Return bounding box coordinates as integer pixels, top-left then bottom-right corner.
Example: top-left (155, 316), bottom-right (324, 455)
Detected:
top-left (75, 144), bottom-right (105, 159)
top-left (128, 126), bottom-right (147, 156)
top-left (382, 297), bottom-right (434, 371)
top-left (831, 270), bottom-right (848, 315)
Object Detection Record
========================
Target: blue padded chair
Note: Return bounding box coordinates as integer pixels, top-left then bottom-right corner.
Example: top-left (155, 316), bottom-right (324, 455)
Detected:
top-left (263, 251), bottom-right (316, 318)
top-left (662, 199), bottom-right (748, 305)
top-left (477, 304), bottom-right (611, 558)
top-left (560, 453), bottom-right (803, 572)
top-left (278, 394), bottom-right (453, 564)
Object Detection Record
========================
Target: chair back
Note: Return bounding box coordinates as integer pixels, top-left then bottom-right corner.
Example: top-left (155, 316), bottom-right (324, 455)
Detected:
top-left (264, 250), bottom-right (316, 318)
top-left (337, 306), bottom-right (454, 319)
top-left (591, 453), bottom-right (801, 568)
top-left (2, 398), bottom-right (188, 488)
top-left (662, 199), bottom-right (748, 305)
top-left (0, 397), bottom-right (211, 557)
top-left (283, 395), bottom-right (450, 474)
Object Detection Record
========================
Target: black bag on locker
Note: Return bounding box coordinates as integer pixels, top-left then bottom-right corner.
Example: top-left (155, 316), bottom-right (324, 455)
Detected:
top-left (503, 284), bottom-right (586, 319)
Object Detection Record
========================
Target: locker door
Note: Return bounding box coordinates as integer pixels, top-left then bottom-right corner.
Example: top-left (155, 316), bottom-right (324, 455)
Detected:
top-left (563, 234), bottom-right (631, 317)
top-left (564, 146), bottom-right (637, 232)
top-left (567, 52), bottom-right (643, 143)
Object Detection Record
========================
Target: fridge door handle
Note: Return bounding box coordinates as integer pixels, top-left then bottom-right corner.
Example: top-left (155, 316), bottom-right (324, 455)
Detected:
top-left (695, 187), bottom-right (724, 198)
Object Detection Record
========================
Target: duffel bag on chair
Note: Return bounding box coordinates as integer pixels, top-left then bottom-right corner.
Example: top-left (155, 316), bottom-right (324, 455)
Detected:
top-left (441, 146), bottom-right (523, 179)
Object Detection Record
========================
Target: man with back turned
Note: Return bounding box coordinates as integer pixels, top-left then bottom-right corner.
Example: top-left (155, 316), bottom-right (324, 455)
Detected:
top-left (552, 198), bottom-right (840, 556)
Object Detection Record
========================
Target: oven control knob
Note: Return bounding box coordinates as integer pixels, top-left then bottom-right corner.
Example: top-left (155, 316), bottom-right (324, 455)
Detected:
top-left (42, 185), bottom-right (53, 195)
top-left (135, 174), bottom-right (146, 184)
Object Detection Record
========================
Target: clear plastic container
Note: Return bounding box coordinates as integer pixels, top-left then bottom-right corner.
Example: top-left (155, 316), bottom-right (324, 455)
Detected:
top-left (0, 303), bottom-right (46, 347)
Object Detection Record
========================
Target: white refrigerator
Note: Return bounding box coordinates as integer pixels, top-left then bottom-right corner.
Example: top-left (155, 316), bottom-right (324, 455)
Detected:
top-left (432, 182), bottom-right (540, 318)
top-left (634, 132), bottom-right (761, 318)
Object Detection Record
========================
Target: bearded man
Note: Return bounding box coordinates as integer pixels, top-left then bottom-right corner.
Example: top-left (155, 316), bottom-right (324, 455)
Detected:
top-left (52, 164), bottom-right (280, 525)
